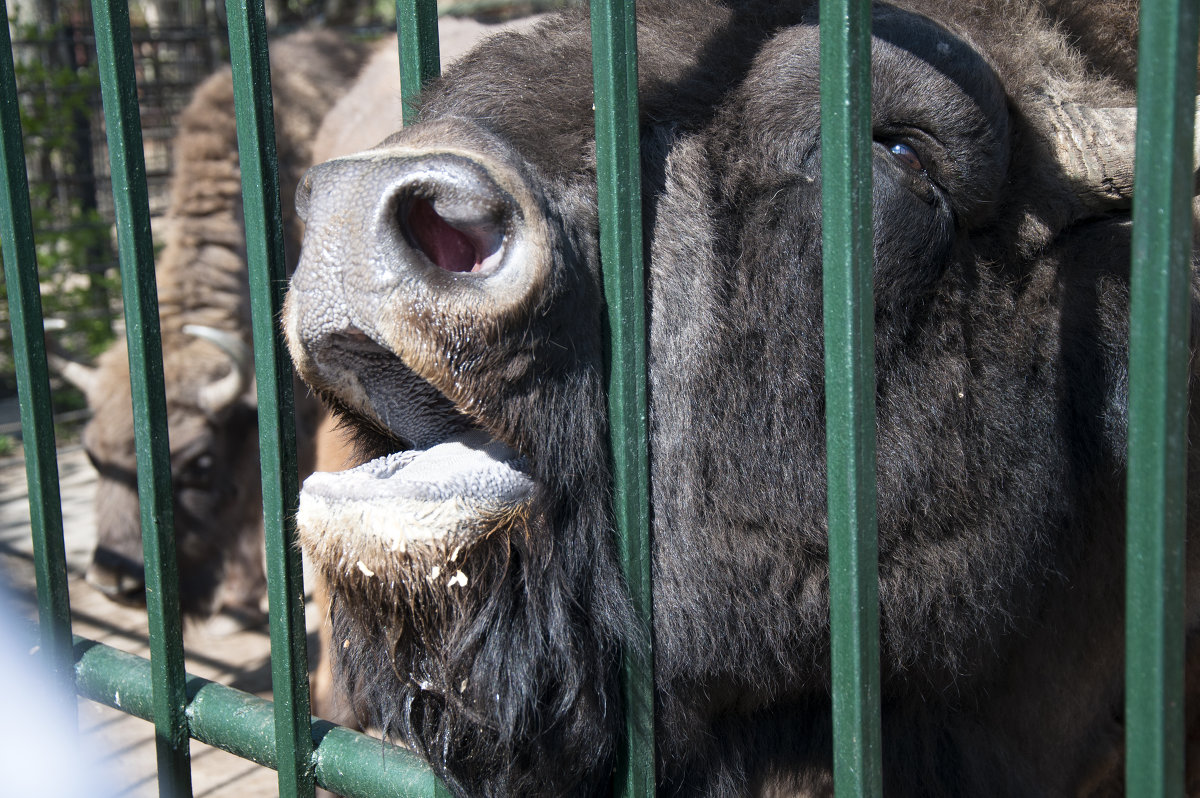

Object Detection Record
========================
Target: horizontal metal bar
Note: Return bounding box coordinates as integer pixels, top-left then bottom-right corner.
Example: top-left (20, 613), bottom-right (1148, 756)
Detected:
top-left (72, 637), bottom-right (447, 797)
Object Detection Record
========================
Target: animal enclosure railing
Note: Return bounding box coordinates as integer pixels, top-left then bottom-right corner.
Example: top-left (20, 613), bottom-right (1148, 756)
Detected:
top-left (0, 1), bottom-right (1196, 798)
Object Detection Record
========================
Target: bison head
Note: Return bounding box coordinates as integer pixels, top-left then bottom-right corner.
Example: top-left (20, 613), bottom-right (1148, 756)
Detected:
top-left (285, 2), bottom-right (1198, 795)
top-left (62, 326), bottom-right (265, 617)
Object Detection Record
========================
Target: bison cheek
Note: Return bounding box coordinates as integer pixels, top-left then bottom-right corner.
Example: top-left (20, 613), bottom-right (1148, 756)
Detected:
top-left (872, 163), bottom-right (956, 302)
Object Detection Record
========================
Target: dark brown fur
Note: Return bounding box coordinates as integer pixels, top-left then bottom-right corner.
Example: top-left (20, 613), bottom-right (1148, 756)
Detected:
top-left (287, 2), bottom-right (1200, 795)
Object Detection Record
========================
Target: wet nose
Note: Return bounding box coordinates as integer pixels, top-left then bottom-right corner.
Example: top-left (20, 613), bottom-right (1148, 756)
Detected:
top-left (296, 151), bottom-right (516, 288)
top-left (288, 147), bottom-right (551, 376)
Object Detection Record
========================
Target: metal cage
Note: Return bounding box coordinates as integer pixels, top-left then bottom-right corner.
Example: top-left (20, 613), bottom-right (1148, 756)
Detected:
top-left (1, 0), bottom-right (1195, 795)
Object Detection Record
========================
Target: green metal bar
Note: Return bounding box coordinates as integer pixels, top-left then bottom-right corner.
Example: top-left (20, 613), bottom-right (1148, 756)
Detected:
top-left (222, 5), bottom-right (314, 797)
top-left (819, 0), bottom-right (883, 796)
top-left (1125, 0), bottom-right (1199, 795)
top-left (90, 1), bottom-right (192, 794)
top-left (396, 0), bottom-right (440, 125)
top-left (0, 0), bottom-right (74, 702)
top-left (590, 1), bottom-right (655, 795)
top-left (72, 637), bottom-right (448, 798)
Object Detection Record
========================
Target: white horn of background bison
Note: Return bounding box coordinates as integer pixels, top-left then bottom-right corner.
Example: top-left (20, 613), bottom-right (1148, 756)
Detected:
top-left (1051, 97), bottom-right (1200, 211)
top-left (182, 324), bottom-right (255, 414)
top-left (42, 318), bottom-right (102, 399)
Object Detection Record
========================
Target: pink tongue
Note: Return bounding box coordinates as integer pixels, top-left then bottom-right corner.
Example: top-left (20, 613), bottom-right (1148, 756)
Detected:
top-left (408, 198), bottom-right (476, 272)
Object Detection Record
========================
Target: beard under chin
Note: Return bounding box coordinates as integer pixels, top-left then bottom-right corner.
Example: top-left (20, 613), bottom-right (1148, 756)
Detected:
top-left (314, 500), bottom-right (628, 797)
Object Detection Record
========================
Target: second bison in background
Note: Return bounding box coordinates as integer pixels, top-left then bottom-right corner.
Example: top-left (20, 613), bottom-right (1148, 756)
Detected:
top-left (57, 30), bottom-right (368, 618)
top-left (286, 0), bottom-right (1200, 795)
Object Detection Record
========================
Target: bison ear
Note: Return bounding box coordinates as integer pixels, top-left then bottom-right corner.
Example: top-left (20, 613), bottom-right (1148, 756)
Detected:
top-left (42, 318), bottom-right (102, 400)
top-left (182, 324), bottom-right (256, 417)
top-left (1047, 97), bottom-right (1200, 216)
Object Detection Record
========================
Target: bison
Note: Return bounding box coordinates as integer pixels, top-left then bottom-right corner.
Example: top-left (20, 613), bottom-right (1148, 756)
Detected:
top-left (285, 1), bottom-right (1200, 795)
top-left (53, 29), bottom-right (368, 617)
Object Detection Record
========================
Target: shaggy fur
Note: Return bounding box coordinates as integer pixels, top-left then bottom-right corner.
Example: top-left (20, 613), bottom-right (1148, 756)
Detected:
top-left (286, 2), bottom-right (1200, 795)
top-left (78, 29), bottom-right (369, 616)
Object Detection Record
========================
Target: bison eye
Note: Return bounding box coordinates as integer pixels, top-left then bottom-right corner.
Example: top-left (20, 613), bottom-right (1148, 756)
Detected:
top-left (181, 453), bottom-right (215, 486)
top-left (888, 141), bottom-right (925, 172)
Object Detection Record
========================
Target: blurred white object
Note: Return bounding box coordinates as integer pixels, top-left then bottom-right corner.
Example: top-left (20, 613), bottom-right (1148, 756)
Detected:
top-left (0, 589), bottom-right (118, 798)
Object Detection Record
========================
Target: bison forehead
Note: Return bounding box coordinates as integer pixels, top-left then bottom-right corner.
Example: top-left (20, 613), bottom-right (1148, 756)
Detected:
top-left (733, 9), bottom-right (1009, 225)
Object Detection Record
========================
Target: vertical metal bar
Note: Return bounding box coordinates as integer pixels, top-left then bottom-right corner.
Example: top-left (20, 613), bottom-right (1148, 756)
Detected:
top-left (90, 0), bottom-right (192, 794)
top-left (1125, 0), bottom-right (1198, 795)
top-left (0, 0), bottom-right (74, 702)
top-left (590, 0), bottom-right (655, 795)
top-left (819, 0), bottom-right (883, 795)
top-left (222, 3), bottom-right (313, 797)
top-left (396, 0), bottom-right (440, 125)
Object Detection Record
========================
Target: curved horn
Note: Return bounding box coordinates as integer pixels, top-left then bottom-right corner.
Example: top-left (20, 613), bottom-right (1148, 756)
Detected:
top-left (182, 324), bottom-right (255, 414)
top-left (42, 318), bottom-right (102, 398)
top-left (1047, 98), bottom-right (1200, 212)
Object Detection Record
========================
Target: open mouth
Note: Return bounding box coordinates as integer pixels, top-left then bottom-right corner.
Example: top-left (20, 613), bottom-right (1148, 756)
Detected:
top-left (295, 333), bottom-right (536, 579)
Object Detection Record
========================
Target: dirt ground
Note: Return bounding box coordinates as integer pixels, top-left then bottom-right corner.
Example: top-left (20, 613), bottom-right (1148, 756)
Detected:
top-left (0, 443), bottom-right (311, 797)
top-left (1, 448), bottom-right (278, 796)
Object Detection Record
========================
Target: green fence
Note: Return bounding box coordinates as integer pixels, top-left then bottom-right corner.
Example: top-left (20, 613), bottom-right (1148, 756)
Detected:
top-left (1, 0), bottom-right (1196, 796)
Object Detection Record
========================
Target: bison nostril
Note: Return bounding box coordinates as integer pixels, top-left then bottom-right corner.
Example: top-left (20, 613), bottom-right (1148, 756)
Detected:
top-left (405, 198), bottom-right (476, 273)
top-left (402, 197), bottom-right (505, 274)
